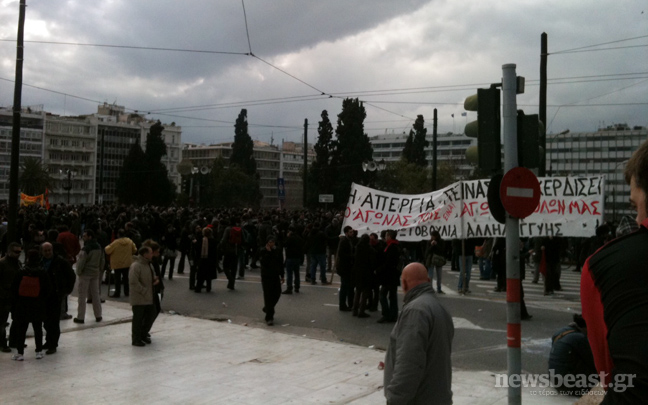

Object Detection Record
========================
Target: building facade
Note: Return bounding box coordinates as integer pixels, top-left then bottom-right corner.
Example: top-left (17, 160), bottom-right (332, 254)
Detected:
top-left (181, 141), bottom-right (313, 209)
top-left (546, 125), bottom-right (648, 223)
top-left (91, 103), bottom-right (182, 204)
top-left (370, 131), bottom-right (475, 180)
top-left (44, 115), bottom-right (97, 205)
top-left (0, 106), bottom-right (46, 203)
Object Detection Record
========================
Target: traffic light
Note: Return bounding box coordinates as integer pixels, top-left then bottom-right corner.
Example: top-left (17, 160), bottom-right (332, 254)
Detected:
top-left (464, 87), bottom-right (501, 172)
top-left (517, 110), bottom-right (543, 169)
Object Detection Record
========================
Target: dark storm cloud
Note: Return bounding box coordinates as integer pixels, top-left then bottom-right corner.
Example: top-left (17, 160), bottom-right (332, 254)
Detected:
top-left (0, 0), bottom-right (646, 146)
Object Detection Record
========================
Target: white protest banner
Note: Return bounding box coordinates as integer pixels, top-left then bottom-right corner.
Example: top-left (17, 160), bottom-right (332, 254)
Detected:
top-left (341, 175), bottom-right (604, 241)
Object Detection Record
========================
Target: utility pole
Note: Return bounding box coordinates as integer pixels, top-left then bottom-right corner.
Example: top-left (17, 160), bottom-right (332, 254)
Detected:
top-left (303, 119), bottom-right (308, 208)
top-left (432, 108), bottom-right (438, 190)
top-left (7, 0), bottom-right (26, 243)
top-left (502, 63), bottom-right (521, 405)
top-left (539, 32), bottom-right (548, 176)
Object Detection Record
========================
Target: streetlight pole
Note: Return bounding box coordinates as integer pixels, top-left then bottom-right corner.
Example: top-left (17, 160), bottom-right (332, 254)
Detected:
top-left (61, 169), bottom-right (74, 204)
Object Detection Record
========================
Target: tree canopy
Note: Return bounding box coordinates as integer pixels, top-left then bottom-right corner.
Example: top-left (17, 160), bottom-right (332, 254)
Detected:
top-left (19, 157), bottom-right (52, 196)
top-left (116, 122), bottom-right (175, 205)
top-left (401, 115), bottom-right (428, 167)
top-left (230, 109), bottom-right (257, 176)
top-left (200, 157), bottom-right (262, 208)
top-left (307, 110), bottom-right (336, 205)
top-left (330, 98), bottom-right (374, 206)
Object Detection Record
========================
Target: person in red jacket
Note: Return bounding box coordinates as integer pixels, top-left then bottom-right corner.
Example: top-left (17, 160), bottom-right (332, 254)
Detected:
top-left (56, 225), bottom-right (80, 320)
top-left (581, 139), bottom-right (648, 403)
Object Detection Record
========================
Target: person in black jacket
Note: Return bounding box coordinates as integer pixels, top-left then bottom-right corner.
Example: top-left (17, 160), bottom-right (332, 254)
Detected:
top-left (260, 236), bottom-right (284, 326)
top-left (307, 223), bottom-right (328, 285)
top-left (377, 230), bottom-right (400, 323)
top-left (41, 242), bottom-right (75, 354)
top-left (10, 249), bottom-right (51, 361)
top-left (423, 231), bottom-right (446, 294)
top-left (194, 227), bottom-right (217, 293)
top-left (0, 242), bottom-right (22, 352)
top-left (336, 226), bottom-right (355, 311)
top-left (282, 228), bottom-right (304, 294)
top-left (177, 223), bottom-right (192, 275)
top-left (351, 234), bottom-right (377, 318)
top-left (160, 224), bottom-right (179, 280)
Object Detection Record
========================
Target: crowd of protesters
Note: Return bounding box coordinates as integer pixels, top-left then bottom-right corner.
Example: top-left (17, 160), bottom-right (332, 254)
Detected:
top-left (0, 201), bottom-right (623, 360)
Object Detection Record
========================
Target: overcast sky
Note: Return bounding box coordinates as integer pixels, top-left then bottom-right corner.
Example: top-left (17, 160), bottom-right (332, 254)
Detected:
top-left (0, 0), bottom-right (646, 147)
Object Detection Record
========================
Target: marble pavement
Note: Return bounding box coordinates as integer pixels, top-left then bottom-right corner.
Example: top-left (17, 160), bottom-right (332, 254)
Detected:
top-left (0, 297), bottom-right (580, 404)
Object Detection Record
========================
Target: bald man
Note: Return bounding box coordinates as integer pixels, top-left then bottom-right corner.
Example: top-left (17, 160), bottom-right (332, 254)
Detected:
top-left (384, 262), bottom-right (454, 405)
top-left (41, 242), bottom-right (76, 354)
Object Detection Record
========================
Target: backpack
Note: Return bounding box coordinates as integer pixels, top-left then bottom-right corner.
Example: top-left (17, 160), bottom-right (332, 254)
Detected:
top-left (229, 227), bottom-right (243, 245)
top-left (18, 275), bottom-right (41, 298)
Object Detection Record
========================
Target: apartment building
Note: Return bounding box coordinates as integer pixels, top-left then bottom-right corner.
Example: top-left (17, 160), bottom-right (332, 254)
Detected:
top-left (0, 106), bottom-right (46, 203)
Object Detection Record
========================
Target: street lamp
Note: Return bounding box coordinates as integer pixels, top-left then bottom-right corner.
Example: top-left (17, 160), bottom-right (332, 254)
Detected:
top-left (59, 169), bottom-right (76, 204)
top-left (190, 166), bottom-right (211, 205)
top-left (362, 159), bottom-right (386, 172)
top-left (548, 129), bottom-right (570, 176)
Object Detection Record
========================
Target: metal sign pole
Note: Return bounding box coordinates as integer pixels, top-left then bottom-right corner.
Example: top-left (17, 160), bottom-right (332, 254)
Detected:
top-left (502, 63), bottom-right (521, 405)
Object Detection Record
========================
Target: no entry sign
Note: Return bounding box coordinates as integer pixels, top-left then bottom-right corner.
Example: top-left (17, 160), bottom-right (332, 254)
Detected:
top-left (499, 167), bottom-right (541, 219)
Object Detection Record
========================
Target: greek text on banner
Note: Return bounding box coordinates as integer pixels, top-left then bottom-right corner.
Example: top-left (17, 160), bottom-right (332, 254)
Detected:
top-left (341, 176), bottom-right (604, 241)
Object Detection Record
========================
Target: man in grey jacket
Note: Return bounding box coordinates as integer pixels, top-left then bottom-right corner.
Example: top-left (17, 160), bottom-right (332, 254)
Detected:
top-left (384, 262), bottom-right (454, 405)
top-left (74, 230), bottom-right (105, 324)
top-left (129, 246), bottom-right (157, 347)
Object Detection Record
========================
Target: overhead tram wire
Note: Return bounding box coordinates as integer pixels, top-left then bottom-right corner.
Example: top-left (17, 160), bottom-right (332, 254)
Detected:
top-left (550, 35), bottom-right (648, 55)
top-left (0, 39), bottom-right (251, 56)
top-left (241, 0), bottom-right (253, 55)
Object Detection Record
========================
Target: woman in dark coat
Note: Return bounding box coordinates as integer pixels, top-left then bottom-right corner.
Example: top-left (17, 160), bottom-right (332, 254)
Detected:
top-left (10, 249), bottom-right (51, 360)
top-left (351, 234), bottom-right (377, 318)
top-left (424, 231), bottom-right (446, 294)
top-left (259, 235), bottom-right (284, 326)
top-left (194, 227), bottom-right (217, 293)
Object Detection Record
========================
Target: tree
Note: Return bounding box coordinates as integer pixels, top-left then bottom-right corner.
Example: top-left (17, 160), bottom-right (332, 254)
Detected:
top-left (19, 157), bottom-right (52, 195)
top-left (401, 115), bottom-right (428, 167)
top-left (115, 122), bottom-right (175, 205)
top-left (307, 110), bottom-right (336, 205)
top-left (145, 121), bottom-right (175, 205)
top-left (201, 157), bottom-right (262, 208)
top-left (436, 161), bottom-right (457, 189)
top-left (116, 143), bottom-right (148, 205)
top-left (374, 160), bottom-right (431, 194)
top-left (375, 160), bottom-right (456, 195)
top-left (401, 131), bottom-right (414, 163)
top-left (411, 115), bottom-right (429, 167)
top-left (331, 98), bottom-right (374, 206)
top-left (230, 109), bottom-right (257, 176)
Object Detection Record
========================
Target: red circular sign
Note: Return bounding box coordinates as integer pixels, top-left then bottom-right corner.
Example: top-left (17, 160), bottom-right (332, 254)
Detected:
top-left (499, 167), bottom-right (541, 219)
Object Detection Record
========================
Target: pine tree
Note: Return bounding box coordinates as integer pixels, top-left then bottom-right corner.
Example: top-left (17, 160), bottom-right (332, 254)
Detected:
top-left (401, 131), bottom-right (414, 163)
top-left (331, 98), bottom-right (373, 205)
top-left (116, 142), bottom-right (148, 204)
top-left (145, 121), bottom-right (175, 205)
top-left (230, 109), bottom-right (257, 176)
top-left (411, 115), bottom-right (429, 167)
top-left (307, 110), bottom-right (336, 205)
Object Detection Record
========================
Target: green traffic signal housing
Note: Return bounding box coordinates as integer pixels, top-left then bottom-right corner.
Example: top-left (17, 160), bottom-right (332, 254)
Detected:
top-left (464, 87), bottom-right (501, 172)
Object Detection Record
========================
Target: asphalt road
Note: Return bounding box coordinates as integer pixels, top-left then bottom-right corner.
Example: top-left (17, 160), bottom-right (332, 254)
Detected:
top-left (95, 261), bottom-right (583, 376)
